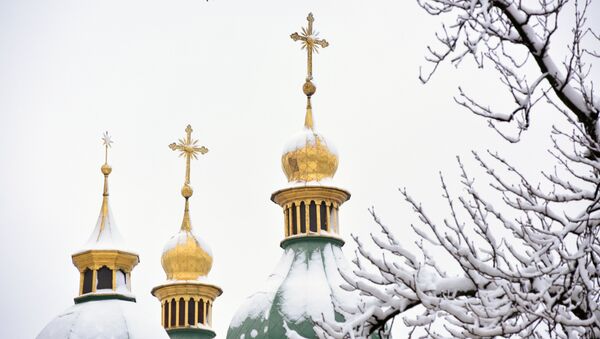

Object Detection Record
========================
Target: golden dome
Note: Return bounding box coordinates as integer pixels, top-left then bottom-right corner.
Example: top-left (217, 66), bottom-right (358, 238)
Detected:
top-left (161, 229), bottom-right (213, 280)
top-left (282, 128), bottom-right (338, 182)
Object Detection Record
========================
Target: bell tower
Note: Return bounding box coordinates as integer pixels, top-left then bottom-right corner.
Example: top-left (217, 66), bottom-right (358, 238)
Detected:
top-left (71, 132), bottom-right (139, 303)
top-left (226, 14), bottom-right (378, 339)
top-left (152, 125), bottom-right (222, 339)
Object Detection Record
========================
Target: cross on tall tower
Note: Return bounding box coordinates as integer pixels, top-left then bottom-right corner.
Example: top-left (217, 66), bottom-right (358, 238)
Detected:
top-left (290, 13), bottom-right (330, 130)
top-left (290, 12), bottom-right (329, 81)
top-left (169, 124), bottom-right (208, 194)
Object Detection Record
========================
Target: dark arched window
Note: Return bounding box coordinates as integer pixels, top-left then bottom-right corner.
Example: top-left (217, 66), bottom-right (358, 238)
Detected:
top-left (170, 299), bottom-right (176, 327)
top-left (164, 301), bottom-right (169, 328)
top-left (178, 298), bottom-right (185, 326)
top-left (97, 266), bottom-right (112, 290)
top-left (82, 268), bottom-right (93, 294)
top-left (291, 203), bottom-right (297, 235)
top-left (198, 299), bottom-right (205, 324)
top-left (320, 202), bottom-right (328, 231)
top-left (300, 202), bottom-right (306, 233)
top-left (309, 201), bottom-right (318, 232)
top-left (188, 298), bottom-right (196, 326)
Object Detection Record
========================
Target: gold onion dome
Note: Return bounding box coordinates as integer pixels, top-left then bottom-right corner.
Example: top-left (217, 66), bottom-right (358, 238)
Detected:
top-left (161, 124), bottom-right (213, 280)
top-left (282, 127), bottom-right (338, 182)
top-left (283, 13), bottom-right (337, 183)
top-left (161, 227), bottom-right (213, 280)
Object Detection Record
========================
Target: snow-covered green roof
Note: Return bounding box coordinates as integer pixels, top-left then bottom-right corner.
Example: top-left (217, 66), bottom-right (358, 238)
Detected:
top-left (227, 236), bottom-right (366, 339)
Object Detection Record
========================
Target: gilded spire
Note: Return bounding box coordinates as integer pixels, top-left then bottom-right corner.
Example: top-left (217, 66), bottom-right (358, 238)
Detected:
top-left (169, 124), bottom-right (208, 231)
top-left (155, 123), bottom-right (220, 332)
top-left (71, 131), bottom-right (138, 299)
top-left (98, 131), bottom-right (113, 239)
top-left (80, 131), bottom-right (127, 249)
top-left (291, 12), bottom-right (329, 130)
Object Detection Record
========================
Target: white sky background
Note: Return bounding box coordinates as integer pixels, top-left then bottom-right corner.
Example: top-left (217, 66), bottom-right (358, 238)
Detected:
top-left (1, 0), bottom-right (597, 338)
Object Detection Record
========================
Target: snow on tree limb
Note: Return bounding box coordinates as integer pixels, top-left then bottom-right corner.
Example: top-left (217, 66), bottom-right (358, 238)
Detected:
top-left (419, 0), bottom-right (599, 142)
top-left (317, 0), bottom-right (600, 337)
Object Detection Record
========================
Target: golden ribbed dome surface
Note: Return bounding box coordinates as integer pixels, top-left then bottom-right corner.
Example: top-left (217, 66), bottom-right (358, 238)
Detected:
top-left (161, 229), bottom-right (213, 280)
top-left (282, 128), bottom-right (338, 183)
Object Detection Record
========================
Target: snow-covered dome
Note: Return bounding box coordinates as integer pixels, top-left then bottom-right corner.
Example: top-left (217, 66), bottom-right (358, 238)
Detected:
top-left (162, 228), bottom-right (213, 280)
top-left (38, 133), bottom-right (168, 339)
top-left (37, 299), bottom-right (169, 339)
top-left (227, 237), bottom-right (359, 339)
top-left (281, 128), bottom-right (338, 183)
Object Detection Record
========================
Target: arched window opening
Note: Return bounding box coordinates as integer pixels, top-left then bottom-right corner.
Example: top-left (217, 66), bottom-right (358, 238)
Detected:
top-left (300, 202), bottom-right (307, 233)
top-left (178, 297), bottom-right (185, 326)
top-left (115, 270), bottom-right (126, 291)
top-left (163, 301), bottom-right (169, 328)
top-left (291, 203), bottom-right (297, 235)
top-left (82, 269), bottom-right (93, 294)
top-left (309, 200), bottom-right (318, 232)
top-left (96, 266), bottom-right (112, 290)
top-left (198, 299), bottom-right (205, 324)
top-left (320, 202), bottom-right (328, 232)
top-left (188, 298), bottom-right (196, 326)
top-left (170, 299), bottom-right (176, 327)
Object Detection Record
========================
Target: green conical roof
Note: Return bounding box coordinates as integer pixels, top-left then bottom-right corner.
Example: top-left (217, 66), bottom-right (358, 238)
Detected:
top-left (227, 236), bottom-right (372, 339)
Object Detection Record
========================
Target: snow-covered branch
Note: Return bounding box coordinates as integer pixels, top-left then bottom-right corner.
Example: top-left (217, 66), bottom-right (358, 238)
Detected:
top-left (320, 0), bottom-right (600, 337)
top-left (420, 0), bottom-right (599, 142)
top-left (327, 128), bottom-right (600, 337)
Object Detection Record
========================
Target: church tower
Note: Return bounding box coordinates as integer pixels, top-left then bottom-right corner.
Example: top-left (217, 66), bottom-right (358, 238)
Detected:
top-left (227, 14), bottom-right (387, 339)
top-left (37, 133), bottom-right (169, 339)
top-left (152, 125), bottom-right (222, 339)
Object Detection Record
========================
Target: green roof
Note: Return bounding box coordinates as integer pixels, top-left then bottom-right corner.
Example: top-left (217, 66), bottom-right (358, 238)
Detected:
top-left (227, 236), bottom-right (390, 339)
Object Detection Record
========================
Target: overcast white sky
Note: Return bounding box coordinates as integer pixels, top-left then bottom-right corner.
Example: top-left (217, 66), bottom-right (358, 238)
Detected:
top-left (1, 0), bottom-right (595, 338)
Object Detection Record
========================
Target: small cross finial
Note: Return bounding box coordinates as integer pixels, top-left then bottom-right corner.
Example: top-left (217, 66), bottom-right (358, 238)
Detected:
top-left (101, 131), bottom-right (113, 165)
top-left (98, 131), bottom-right (113, 235)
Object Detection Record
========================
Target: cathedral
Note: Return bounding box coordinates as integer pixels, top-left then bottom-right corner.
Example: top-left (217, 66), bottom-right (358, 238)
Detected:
top-left (36, 13), bottom-right (389, 339)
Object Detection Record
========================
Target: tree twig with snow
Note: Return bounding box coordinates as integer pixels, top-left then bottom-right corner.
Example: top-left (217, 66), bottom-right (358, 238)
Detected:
top-left (320, 0), bottom-right (600, 337)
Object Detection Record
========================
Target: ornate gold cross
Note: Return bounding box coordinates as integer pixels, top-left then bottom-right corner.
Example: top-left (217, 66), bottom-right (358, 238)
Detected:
top-left (290, 13), bottom-right (329, 81)
top-left (169, 125), bottom-right (208, 188)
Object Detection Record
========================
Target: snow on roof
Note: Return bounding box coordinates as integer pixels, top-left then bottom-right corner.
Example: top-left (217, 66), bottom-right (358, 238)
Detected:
top-left (36, 299), bottom-right (169, 339)
top-left (283, 321), bottom-right (309, 339)
top-left (228, 241), bottom-right (364, 338)
top-left (280, 248), bottom-right (333, 322)
top-left (162, 228), bottom-right (213, 258)
top-left (229, 249), bottom-right (295, 328)
top-left (282, 128), bottom-right (338, 156)
top-left (81, 287), bottom-right (135, 299)
top-left (74, 198), bottom-right (133, 254)
top-left (278, 242), bottom-right (361, 323)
